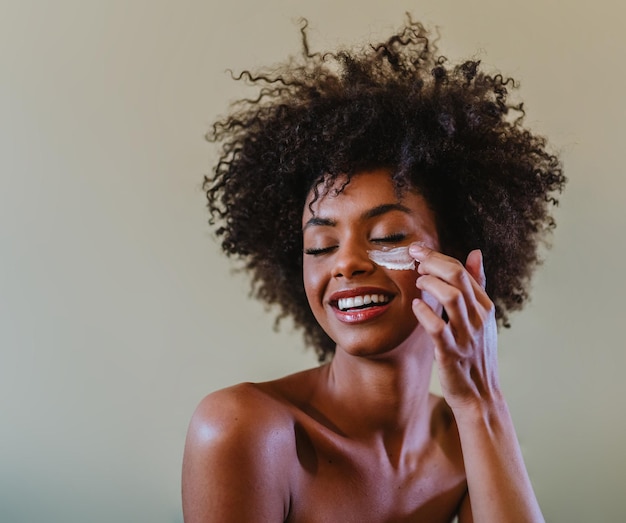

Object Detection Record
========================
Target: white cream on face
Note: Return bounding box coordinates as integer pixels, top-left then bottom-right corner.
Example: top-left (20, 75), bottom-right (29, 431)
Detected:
top-left (367, 246), bottom-right (416, 270)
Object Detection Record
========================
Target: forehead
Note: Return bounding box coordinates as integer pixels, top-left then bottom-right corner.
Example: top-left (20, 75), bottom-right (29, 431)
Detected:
top-left (303, 169), bottom-right (426, 220)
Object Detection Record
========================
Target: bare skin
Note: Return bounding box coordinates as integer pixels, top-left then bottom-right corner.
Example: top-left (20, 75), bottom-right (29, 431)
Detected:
top-left (182, 169), bottom-right (544, 522)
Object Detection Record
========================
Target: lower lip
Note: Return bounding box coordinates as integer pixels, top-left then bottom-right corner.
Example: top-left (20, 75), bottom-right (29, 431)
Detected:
top-left (333, 303), bottom-right (391, 323)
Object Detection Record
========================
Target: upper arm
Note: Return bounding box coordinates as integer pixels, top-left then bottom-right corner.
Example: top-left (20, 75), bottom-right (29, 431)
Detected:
top-left (182, 386), bottom-right (291, 523)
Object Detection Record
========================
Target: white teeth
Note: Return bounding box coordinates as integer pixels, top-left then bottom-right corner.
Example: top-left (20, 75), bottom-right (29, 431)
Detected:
top-left (337, 294), bottom-right (389, 311)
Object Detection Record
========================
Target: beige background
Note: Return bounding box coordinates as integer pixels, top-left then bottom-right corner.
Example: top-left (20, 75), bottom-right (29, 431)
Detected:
top-left (1, 1), bottom-right (625, 522)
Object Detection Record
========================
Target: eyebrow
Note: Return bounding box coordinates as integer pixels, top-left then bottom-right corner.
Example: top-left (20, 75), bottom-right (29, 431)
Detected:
top-left (363, 203), bottom-right (412, 220)
top-left (303, 203), bottom-right (412, 231)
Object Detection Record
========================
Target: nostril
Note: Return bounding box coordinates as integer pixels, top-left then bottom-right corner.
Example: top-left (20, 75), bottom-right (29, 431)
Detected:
top-left (334, 264), bottom-right (372, 279)
top-left (332, 245), bottom-right (375, 278)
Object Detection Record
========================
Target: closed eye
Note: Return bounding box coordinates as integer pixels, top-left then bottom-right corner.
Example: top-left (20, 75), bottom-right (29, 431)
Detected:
top-left (304, 246), bottom-right (337, 256)
top-left (371, 233), bottom-right (406, 244)
top-left (304, 233), bottom-right (406, 255)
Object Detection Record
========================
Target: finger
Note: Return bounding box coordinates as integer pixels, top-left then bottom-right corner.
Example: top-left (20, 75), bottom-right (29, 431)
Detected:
top-left (465, 249), bottom-right (486, 290)
top-left (412, 298), bottom-right (455, 349)
top-left (464, 249), bottom-right (494, 312)
top-left (411, 243), bottom-right (492, 317)
top-left (416, 274), bottom-right (470, 332)
top-left (410, 243), bottom-right (478, 308)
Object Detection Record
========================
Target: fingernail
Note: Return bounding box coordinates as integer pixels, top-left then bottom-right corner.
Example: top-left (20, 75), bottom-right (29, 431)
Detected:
top-left (409, 242), bottom-right (426, 257)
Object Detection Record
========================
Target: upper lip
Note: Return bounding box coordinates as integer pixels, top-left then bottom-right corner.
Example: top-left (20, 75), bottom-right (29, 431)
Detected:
top-left (328, 286), bottom-right (394, 305)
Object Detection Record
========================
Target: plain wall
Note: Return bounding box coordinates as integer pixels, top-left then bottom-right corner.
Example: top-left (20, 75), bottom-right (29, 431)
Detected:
top-left (1, 1), bottom-right (625, 522)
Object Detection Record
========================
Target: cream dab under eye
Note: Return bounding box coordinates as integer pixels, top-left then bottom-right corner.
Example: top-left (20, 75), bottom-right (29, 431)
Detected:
top-left (367, 246), bottom-right (416, 270)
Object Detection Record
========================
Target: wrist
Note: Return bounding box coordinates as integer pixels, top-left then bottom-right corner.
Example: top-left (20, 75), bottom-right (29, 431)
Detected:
top-left (449, 391), bottom-right (511, 430)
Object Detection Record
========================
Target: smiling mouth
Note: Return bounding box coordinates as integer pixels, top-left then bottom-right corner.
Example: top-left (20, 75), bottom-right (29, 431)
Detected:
top-left (335, 294), bottom-right (391, 312)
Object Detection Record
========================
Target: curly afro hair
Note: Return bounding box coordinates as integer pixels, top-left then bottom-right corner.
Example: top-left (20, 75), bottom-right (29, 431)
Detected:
top-left (204, 16), bottom-right (566, 362)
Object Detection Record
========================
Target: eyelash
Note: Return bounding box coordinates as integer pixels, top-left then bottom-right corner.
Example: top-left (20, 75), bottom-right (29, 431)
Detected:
top-left (303, 233), bottom-right (406, 256)
top-left (372, 233), bottom-right (406, 244)
top-left (304, 246), bottom-right (337, 256)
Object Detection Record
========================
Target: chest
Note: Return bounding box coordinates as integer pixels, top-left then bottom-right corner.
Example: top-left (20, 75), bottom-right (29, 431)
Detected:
top-left (285, 432), bottom-right (466, 523)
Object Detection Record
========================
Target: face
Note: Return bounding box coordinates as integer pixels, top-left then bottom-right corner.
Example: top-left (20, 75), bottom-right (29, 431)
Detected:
top-left (302, 168), bottom-right (440, 357)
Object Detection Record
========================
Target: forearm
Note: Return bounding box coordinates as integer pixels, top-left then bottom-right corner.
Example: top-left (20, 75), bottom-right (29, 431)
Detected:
top-left (454, 397), bottom-right (544, 523)
top-left (410, 246), bottom-right (544, 521)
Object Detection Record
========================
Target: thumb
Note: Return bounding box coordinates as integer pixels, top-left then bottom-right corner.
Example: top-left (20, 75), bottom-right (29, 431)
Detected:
top-left (465, 249), bottom-right (486, 289)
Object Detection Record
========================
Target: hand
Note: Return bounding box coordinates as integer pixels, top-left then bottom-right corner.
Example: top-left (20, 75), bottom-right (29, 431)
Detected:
top-left (409, 244), bottom-right (501, 412)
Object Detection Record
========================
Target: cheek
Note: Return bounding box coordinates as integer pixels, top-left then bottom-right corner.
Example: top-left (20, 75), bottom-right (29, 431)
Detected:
top-left (302, 259), bottom-right (325, 307)
top-left (397, 270), bottom-right (421, 300)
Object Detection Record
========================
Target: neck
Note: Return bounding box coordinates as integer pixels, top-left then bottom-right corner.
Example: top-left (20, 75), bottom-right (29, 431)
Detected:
top-left (322, 326), bottom-right (435, 444)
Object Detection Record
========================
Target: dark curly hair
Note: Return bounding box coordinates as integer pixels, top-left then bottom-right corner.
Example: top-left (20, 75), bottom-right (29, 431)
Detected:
top-left (204, 16), bottom-right (566, 362)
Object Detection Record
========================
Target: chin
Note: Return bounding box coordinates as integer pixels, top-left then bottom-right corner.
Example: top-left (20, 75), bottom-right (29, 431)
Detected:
top-left (332, 326), bottom-right (420, 359)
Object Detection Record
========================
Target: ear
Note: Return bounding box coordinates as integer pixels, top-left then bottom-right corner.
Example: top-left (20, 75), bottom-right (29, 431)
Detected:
top-left (465, 249), bottom-right (486, 289)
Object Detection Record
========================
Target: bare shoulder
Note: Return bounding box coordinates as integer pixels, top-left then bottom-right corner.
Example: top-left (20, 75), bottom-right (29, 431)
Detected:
top-left (428, 394), bottom-right (469, 520)
top-left (429, 394), bottom-right (465, 470)
top-left (188, 381), bottom-right (294, 436)
top-left (187, 367), bottom-right (321, 436)
top-left (182, 382), bottom-right (298, 523)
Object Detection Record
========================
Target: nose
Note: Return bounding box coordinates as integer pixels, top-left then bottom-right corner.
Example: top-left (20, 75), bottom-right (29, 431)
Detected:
top-left (332, 242), bottom-right (375, 279)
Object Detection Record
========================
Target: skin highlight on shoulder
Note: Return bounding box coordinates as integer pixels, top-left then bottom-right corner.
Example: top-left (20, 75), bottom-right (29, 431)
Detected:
top-left (182, 383), bottom-right (296, 522)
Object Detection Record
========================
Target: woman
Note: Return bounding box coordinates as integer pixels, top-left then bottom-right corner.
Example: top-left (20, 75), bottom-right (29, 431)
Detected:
top-left (183, 18), bottom-right (565, 522)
